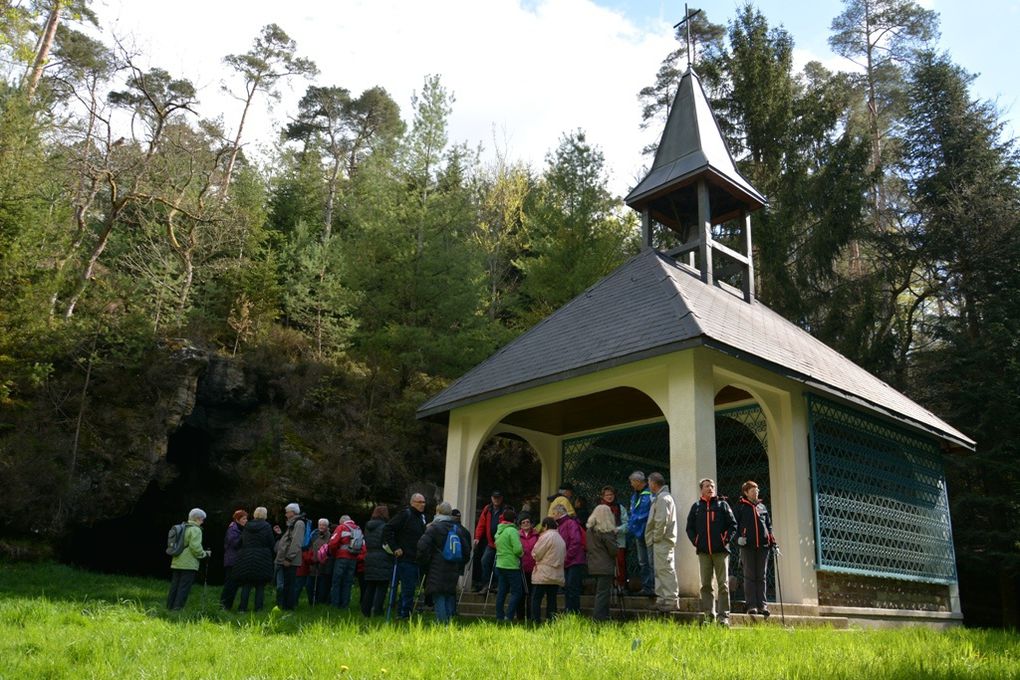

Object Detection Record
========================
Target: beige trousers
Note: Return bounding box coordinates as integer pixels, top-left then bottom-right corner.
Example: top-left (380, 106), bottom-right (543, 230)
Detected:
top-left (697, 552), bottom-right (730, 620)
top-left (651, 541), bottom-right (678, 609)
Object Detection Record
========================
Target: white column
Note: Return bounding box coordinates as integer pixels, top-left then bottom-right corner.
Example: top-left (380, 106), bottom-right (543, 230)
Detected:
top-left (664, 350), bottom-right (717, 596)
top-left (768, 390), bottom-right (819, 605)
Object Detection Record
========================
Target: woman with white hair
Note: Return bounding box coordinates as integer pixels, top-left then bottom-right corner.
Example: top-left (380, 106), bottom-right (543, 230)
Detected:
top-left (232, 506), bottom-right (275, 611)
top-left (167, 508), bottom-right (211, 611)
top-left (274, 502), bottom-right (306, 610)
top-left (586, 504), bottom-right (619, 621)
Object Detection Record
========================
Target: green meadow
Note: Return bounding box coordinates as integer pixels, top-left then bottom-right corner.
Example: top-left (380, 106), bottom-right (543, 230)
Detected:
top-left (0, 563), bottom-right (1016, 679)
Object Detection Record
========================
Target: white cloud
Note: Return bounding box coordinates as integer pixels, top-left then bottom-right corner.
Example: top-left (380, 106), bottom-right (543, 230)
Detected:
top-left (96, 0), bottom-right (677, 195)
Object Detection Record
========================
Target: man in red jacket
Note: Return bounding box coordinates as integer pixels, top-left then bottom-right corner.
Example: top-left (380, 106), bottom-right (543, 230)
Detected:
top-left (473, 490), bottom-right (506, 593)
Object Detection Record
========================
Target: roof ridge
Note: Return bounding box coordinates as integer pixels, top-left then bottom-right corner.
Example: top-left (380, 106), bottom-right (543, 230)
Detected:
top-left (417, 251), bottom-right (654, 412)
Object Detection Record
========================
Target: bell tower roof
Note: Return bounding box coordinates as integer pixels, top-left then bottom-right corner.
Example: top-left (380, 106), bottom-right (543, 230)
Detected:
top-left (625, 67), bottom-right (766, 227)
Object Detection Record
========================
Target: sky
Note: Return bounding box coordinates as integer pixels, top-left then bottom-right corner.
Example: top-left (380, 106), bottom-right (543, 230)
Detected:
top-left (94, 0), bottom-right (1020, 196)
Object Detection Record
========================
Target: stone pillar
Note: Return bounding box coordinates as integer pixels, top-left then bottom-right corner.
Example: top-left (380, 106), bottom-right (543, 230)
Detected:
top-left (442, 409), bottom-right (482, 529)
top-left (664, 349), bottom-right (717, 596)
top-left (768, 390), bottom-right (819, 605)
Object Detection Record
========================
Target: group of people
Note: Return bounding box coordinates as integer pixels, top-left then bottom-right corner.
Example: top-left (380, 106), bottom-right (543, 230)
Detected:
top-left (632, 473), bottom-right (777, 625)
top-left (166, 474), bottom-right (775, 626)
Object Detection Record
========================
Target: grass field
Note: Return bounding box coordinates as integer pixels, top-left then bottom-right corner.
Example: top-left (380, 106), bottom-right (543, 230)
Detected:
top-left (0, 562), bottom-right (1017, 679)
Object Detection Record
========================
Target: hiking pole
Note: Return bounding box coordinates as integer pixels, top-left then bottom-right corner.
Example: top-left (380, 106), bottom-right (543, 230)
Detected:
top-left (481, 569), bottom-right (495, 617)
top-left (458, 559), bottom-right (473, 606)
top-left (614, 564), bottom-right (627, 618)
top-left (200, 558), bottom-right (209, 611)
top-left (520, 566), bottom-right (529, 623)
top-left (411, 573), bottom-right (427, 616)
top-left (385, 562), bottom-right (399, 623)
top-left (772, 544), bottom-right (785, 626)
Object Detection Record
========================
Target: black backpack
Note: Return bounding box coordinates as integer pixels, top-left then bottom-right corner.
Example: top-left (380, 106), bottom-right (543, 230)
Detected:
top-left (166, 522), bottom-right (188, 556)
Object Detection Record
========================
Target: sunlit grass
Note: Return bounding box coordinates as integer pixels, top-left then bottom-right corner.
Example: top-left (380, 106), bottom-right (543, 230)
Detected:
top-left (0, 562), bottom-right (1016, 679)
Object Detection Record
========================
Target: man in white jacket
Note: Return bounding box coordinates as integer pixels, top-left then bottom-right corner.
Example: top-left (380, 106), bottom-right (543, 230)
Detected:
top-left (644, 472), bottom-right (679, 612)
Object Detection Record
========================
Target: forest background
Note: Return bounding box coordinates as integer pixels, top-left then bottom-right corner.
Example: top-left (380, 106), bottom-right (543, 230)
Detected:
top-left (0, 0), bottom-right (1017, 627)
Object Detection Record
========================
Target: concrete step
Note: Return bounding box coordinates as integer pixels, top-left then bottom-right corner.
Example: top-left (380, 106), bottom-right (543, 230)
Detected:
top-left (451, 592), bottom-right (847, 628)
top-left (457, 592), bottom-right (822, 617)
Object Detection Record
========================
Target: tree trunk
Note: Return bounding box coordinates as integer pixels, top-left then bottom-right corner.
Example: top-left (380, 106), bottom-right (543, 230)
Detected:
top-left (223, 86), bottom-right (258, 199)
top-left (324, 157), bottom-right (341, 240)
top-left (64, 219), bottom-right (115, 319)
top-left (24, 1), bottom-right (61, 102)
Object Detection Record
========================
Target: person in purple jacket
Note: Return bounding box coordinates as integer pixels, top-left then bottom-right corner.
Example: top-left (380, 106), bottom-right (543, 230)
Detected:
top-left (552, 503), bottom-right (586, 614)
top-left (219, 509), bottom-right (247, 609)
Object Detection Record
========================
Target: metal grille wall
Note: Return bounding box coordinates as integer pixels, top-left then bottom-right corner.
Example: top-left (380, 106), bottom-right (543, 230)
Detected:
top-left (561, 422), bottom-right (670, 504)
top-left (560, 408), bottom-right (773, 506)
top-left (715, 404), bottom-right (775, 602)
top-left (807, 395), bottom-right (957, 584)
top-left (715, 405), bottom-right (770, 500)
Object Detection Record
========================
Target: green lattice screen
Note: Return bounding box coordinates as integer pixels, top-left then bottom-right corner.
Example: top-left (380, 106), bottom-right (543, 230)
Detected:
top-left (561, 422), bottom-right (671, 505)
top-left (559, 409), bottom-right (773, 507)
top-left (716, 405), bottom-right (771, 500)
top-left (807, 395), bottom-right (957, 584)
top-left (715, 405), bottom-right (775, 602)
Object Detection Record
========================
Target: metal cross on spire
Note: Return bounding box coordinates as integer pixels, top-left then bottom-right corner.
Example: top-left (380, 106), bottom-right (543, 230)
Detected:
top-left (673, 4), bottom-right (703, 69)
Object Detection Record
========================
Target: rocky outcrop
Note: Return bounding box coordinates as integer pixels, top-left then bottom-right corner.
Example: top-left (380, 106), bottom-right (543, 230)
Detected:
top-left (0, 341), bottom-right (209, 535)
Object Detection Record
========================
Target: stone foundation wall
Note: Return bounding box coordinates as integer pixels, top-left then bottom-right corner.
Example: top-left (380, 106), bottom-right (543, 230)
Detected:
top-left (817, 572), bottom-right (952, 611)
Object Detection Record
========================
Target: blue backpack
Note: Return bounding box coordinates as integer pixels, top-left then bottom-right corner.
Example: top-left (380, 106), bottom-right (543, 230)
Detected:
top-left (300, 516), bottom-right (314, 550)
top-left (441, 524), bottom-right (463, 562)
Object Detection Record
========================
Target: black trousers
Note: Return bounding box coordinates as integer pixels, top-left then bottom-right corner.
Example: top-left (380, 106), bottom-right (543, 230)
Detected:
top-left (277, 565), bottom-right (298, 610)
top-left (167, 569), bottom-right (197, 610)
top-left (530, 583), bottom-right (558, 623)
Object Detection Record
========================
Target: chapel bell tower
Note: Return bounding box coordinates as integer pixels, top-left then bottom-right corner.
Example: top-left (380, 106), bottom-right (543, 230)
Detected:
top-left (625, 65), bottom-right (767, 302)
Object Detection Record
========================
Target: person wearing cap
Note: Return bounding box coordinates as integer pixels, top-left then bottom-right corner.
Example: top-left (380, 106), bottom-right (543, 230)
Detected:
top-left (627, 471), bottom-right (655, 596)
top-left (645, 472), bottom-right (679, 612)
top-left (473, 490), bottom-right (506, 593)
top-left (557, 483), bottom-right (589, 526)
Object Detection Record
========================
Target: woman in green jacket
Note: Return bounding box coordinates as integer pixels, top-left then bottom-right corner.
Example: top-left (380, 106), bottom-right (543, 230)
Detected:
top-left (494, 509), bottom-right (523, 622)
top-left (167, 508), bottom-right (211, 610)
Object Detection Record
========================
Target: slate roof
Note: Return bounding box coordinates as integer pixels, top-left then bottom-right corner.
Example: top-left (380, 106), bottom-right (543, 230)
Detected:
top-left (417, 249), bottom-right (974, 450)
top-left (625, 67), bottom-right (765, 210)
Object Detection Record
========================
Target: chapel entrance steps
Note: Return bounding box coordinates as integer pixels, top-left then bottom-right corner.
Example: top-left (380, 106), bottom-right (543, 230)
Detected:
top-left (453, 591), bottom-right (849, 629)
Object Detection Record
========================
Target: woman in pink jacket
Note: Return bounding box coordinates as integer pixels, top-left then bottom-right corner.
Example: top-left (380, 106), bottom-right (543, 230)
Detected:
top-left (529, 517), bottom-right (566, 624)
top-left (517, 512), bottom-right (539, 620)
